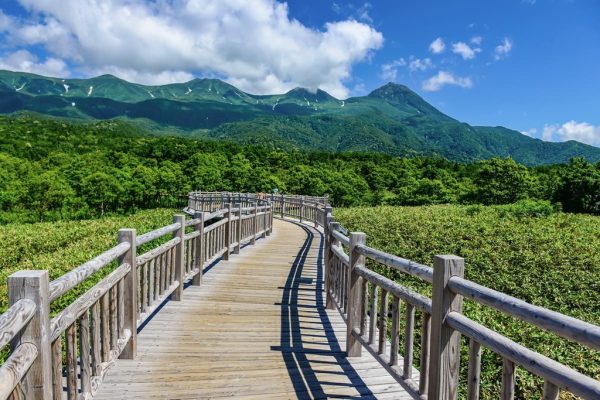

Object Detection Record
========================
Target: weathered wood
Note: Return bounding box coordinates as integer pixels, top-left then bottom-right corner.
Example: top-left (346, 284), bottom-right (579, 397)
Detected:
top-left (0, 343), bottom-right (38, 400)
top-left (136, 223), bottom-right (180, 246)
top-left (233, 204), bottom-right (242, 254)
top-left (355, 243), bottom-right (433, 283)
top-left (8, 270), bottom-right (52, 400)
top-left (66, 323), bottom-right (78, 400)
top-left (378, 289), bottom-right (388, 355)
top-left (466, 339), bottom-right (482, 400)
top-left (347, 232), bottom-right (366, 357)
top-left (50, 262), bottom-right (131, 342)
top-left (51, 337), bottom-right (62, 400)
top-left (48, 242), bottom-right (130, 302)
top-left (403, 303), bottom-right (415, 379)
top-left (419, 311), bottom-right (431, 396)
top-left (192, 211), bottom-right (205, 286)
top-left (80, 310), bottom-right (92, 395)
top-left (109, 286), bottom-right (117, 350)
top-left (223, 204), bottom-right (231, 261)
top-left (118, 228), bottom-right (137, 359)
top-left (369, 283), bottom-right (378, 345)
top-left (543, 380), bottom-right (560, 400)
top-left (101, 293), bottom-right (110, 362)
top-left (0, 299), bottom-right (36, 349)
top-left (251, 203), bottom-right (258, 245)
top-left (389, 296), bottom-right (400, 366)
top-left (428, 255), bottom-right (464, 400)
top-left (91, 302), bottom-right (101, 376)
top-left (173, 215), bottom-right (185, 301)
top-left (448, 276), bottom-right (600, 352)
top-left (354, 265), bottom-right (432, 313)
top-left (446, 311), bottom-right (600, 399)
top-left (501, 358), bottom-right (515, 400)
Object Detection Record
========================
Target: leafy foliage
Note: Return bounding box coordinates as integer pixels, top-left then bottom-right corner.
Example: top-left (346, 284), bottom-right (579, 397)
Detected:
top-left (0, 115), bottom-right (599, 224)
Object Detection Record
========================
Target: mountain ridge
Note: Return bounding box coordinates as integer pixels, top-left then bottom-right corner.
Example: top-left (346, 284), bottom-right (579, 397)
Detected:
top-left (0, 69), bottom-right (598, 165)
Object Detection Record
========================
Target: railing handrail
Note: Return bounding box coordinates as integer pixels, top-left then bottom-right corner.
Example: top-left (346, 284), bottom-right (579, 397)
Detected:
top-left (1, 192), bottom-right (274, 400)
top-left (319, 200), bottom-right (600, 399)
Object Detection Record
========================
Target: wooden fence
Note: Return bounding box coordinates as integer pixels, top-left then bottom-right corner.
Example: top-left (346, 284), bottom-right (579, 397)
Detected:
top-left (0, 198), bottom-right (272, 400)
top-left (2, 190), bottom-right (600, 400)
top-left (190, 192), bottom-right (600, 399)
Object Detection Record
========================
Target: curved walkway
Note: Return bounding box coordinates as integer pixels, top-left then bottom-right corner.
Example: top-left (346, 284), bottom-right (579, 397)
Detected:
top-left (95, 219), bottom-right (415, 399)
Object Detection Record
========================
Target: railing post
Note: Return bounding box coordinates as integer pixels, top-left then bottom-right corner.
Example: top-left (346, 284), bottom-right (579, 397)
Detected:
top-left (234, 203), bottom-right (242, 254)
top-left (261, 204), bottom-right (267, 238)
top-left (324, 207), bottom-right (334, 310)
top-left (118, 228), bottom-right (137, 359)
top-left (347, 232), bottom-right (366, 357)
top-left (252, 203), bottom-right (258, 245)
top-left (224, 203), bottom-right (231, 260)
top-left (192, 212), bottom-right (205, 286)
top-left (8, 270), bottom-right (52, 399)
top-left (267, 203), bottom-right (273, 235)
top-left (428, 255), bottom-right (464, 400)
top-left (300, 196), bottom-right (305, 223)
top-left (329, 222), bottom-right (342, 311)
top-left (173, 215), bottom-right (185, 301)
top-left (281, 194), bottom-right (285, 218)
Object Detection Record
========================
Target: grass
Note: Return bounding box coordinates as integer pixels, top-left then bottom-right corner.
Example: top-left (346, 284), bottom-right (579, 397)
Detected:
top-left (334, 205), bottom-right (600, 399)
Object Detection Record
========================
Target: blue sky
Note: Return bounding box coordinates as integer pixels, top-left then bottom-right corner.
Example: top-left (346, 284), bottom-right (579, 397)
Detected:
top-left (0, 0), bottom-right (599, 146)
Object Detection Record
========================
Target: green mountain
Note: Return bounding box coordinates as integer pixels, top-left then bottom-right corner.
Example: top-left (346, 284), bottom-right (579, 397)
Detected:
top-left (0, 69), bottom-right (598, 165)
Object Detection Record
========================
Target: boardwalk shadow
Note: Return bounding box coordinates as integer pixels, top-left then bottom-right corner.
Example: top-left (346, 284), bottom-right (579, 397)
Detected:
top-left (272, 221), bottom-right (375, 399)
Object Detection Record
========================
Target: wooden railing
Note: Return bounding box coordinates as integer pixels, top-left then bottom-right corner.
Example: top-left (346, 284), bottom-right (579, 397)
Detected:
top-left (190, 191), bottom-right (600, 399)
top-left (0, 197), bottom-right (272, 400)
top-left (320, 209), bottom-right (600, 400)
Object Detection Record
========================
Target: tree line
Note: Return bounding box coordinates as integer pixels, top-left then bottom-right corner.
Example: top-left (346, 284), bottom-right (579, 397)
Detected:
top-left (0, 116), bottom-right (598, 223)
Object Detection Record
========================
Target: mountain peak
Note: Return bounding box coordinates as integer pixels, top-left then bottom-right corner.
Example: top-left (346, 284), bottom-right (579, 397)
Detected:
top-left (368, 82), bottom-right (414, 99)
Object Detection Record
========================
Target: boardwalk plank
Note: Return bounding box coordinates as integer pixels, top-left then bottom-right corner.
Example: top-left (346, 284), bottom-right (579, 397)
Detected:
top-left (95, 220), bottom-right (418, 399)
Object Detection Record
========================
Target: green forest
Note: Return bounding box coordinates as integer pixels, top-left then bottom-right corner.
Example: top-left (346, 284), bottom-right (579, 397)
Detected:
top-left (0, 114), bottom-right (599, 224)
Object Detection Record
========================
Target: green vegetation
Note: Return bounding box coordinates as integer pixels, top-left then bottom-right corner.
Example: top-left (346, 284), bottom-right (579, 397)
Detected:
top-left (2, 70), bottom-right (600, 164)
top-left (335, 205), bottom-right (600, 399)
top-left (1, 115), bottom-right (599, 224)
top-left (0, 208), bottom-right (175, 315)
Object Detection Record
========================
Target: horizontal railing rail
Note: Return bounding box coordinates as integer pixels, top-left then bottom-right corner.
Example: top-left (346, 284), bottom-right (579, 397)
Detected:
top-left (320, 207), bottom-right (600, 400)
top-left (2, 192), bottom-right (273, 400)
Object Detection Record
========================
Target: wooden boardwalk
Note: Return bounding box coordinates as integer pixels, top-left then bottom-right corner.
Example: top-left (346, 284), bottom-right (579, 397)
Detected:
top-left (95, 219), bottom-right (417, 399)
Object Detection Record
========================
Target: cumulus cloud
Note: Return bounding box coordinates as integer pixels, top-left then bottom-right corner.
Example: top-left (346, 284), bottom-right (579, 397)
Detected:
top-left (408, 57), bottom-right (433, 72)
top-left (380, 58), bottom-right (406, 81)
top-left (3, 0), bottom-right (384, 98)
top-left (471, 36), bottom-right (482, 46)
top-left (452, 41), bottom-right (481, 60)
top-left (521, 128), bottom-right (538, 137)
top-left (542, 121), bottom-right (600, 146)
top-left (422, 71), bottom-right (473, 91)
top-left (429, 37), bottom-right (445, 54)
top-left (494, 38), bottom-right (513, 60)
top-left (0, 49), bottom-right (69, 77)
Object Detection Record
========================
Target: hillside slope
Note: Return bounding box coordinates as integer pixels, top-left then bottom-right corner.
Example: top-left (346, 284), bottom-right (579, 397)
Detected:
top-left (0, 70), bottom-right (598, 165)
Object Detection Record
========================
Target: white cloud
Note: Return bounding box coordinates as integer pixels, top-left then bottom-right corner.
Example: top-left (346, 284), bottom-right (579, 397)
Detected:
top-left (542, 121), bottom-right (600, 146)
top-left (429, 37), bottom-right (445, 54)
top-left (471, 36), bottom-right (482, 46)
top-left (422, 71), bottom-right (473, 92)
top-left (0, 50), bottom-right (69, 77)
top-left (5, 0), bottom-right (384, 98)
top-left (380, 56), bottom-right (433, 80)
top-left (494, 38), bottom-right (513, 60)
top-left (452, 41), bottom-right (481, 60)
top-left (380, 58), bottom-right (406, 81)
top-left (356, 3), bottom-right (373, 23)
top-left (521, 128), bottom-right (538, 137)
top-left (408, 57), bottom-right (433, 72)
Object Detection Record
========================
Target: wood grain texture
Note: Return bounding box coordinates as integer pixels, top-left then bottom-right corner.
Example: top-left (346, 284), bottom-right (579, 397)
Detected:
top-left (8, 270), bottom-right (52, 400)
top-left (95, 220), bottom-right (416, 400)
top-left (428, 255), bottom-right (464, 400)
top-left (0, 343), bottom-right (37, 400)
